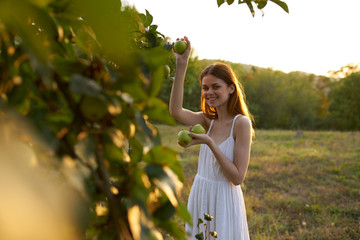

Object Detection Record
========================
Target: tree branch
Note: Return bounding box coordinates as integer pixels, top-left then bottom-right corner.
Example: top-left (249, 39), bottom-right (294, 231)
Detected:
top-left (94, 134), bottom-right (124, 239)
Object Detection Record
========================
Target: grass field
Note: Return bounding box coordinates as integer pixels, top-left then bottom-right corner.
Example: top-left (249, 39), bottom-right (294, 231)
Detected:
top-left (156, 124), bottom-right (360, 240)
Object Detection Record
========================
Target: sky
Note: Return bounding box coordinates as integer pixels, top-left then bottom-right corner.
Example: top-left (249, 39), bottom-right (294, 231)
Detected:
top-left (124, 0), bottom-right (360, 76)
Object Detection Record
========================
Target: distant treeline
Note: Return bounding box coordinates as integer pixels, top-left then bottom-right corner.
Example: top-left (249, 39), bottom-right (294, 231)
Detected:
top-left (159, 58), bottom-right (360, 131)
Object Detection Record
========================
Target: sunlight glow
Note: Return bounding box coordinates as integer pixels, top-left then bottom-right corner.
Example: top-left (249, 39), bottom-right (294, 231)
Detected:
top-left (125, 0), bottom-right (360, 76)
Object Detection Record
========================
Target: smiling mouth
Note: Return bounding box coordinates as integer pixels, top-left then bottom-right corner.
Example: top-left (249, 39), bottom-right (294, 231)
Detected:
top-left (206, 97), bottom-right (217, 103)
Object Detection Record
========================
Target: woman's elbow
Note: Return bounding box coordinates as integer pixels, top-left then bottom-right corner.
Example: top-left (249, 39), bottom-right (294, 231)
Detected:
top-left (169, 109), bottom-right (177, 119)
top-left (232, 176), bottom-right (245, 186)
top-left (169, 108), bottom-right (180, 119)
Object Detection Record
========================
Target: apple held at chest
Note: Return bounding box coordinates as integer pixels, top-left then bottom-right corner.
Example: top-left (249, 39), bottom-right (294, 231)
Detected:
top-left (178, 130), bottom-right (192, 146)
top-left (190, 124), bottom-right (205, 134)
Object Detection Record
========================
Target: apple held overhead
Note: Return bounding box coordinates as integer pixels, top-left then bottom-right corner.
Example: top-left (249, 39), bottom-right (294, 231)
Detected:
top-left (173, 40), bottom-right (187, 54)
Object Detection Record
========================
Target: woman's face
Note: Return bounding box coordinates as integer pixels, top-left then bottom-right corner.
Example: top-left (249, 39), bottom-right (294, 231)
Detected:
top-left (202, 74), bottom-right (234, 109)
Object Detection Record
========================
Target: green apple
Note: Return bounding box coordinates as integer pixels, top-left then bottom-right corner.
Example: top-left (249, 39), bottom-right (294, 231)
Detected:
top-left (80, 95), bottom-right (108, 121)
top-left (190, 124), bottom-right (206, 134)
top-left (178, 130), bottom-right (192, 146)
top-left (173, 40), bottom-right (187, 54)
top-left (164, 65), bottom-right (170, 77)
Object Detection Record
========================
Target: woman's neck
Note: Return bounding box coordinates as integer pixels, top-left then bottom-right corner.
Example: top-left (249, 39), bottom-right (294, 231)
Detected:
top-left (215, 107), bottom-right (234, 123)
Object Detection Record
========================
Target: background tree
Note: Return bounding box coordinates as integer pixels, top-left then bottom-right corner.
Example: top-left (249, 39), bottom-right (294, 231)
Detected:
top-left (328, 72), bottom-right (360, 130)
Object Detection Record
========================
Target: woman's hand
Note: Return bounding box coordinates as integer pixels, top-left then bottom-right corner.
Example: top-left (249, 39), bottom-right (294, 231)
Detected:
top-left (178, 131), bottom-right (212, 148)
top-left (173, 36), bottom-right (191, 65)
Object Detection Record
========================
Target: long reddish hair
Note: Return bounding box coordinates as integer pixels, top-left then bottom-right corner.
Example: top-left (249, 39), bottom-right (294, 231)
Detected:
top-left (200, 62), bottom-right (255, 136)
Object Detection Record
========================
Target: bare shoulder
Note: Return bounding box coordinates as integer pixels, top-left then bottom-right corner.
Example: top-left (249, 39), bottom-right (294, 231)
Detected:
top-left (234, 115), bottom-right (252, 139)
top-left (235, 115), bottom-right (252, 128)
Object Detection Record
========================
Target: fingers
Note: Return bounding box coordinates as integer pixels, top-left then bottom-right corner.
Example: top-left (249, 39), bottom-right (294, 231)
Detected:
top-left (173, 36), bottom-right (190, 45)
top-left (188, 132), bottom-right (195, 138)
top-left (172, 36), bottom-right (191, 57)
top-left (178, 141), bottom-right (191, 148)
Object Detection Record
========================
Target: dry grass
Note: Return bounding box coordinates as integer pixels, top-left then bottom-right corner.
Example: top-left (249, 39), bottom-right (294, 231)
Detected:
top-left (156, 124), bottom-right (360, 240)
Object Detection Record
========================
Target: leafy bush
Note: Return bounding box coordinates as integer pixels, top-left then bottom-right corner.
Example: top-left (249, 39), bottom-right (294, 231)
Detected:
top-left (0, 0), bottom-right (190, 239)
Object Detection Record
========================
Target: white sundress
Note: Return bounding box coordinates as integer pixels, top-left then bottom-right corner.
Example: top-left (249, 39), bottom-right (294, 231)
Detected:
top-left (185, 114), bottom-right (250, 240)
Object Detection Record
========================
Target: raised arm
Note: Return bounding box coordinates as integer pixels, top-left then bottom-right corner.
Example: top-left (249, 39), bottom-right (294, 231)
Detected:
top-left (169, 36), bottom-right (204, 126)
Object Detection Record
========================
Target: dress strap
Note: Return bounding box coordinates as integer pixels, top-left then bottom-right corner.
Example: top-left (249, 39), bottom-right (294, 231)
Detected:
top-left (207, 120), bottom-right (214, 134)
top-left (230, 114), bottom-right (242, 137)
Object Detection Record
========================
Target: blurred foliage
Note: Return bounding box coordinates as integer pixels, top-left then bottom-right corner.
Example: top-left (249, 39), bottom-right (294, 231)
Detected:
top-left (0, 0), bottom-right (191, 239)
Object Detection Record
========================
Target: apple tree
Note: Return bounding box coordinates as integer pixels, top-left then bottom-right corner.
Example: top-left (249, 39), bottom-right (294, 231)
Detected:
top-left (0, 0), bottom-right (190, 239)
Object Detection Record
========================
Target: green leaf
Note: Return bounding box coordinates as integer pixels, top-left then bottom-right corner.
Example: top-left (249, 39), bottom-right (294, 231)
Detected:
top-left (139, 10), bottom-right (153, 28)
top-left (244, 0), bottom-right (255, 17)
top-left (143, 145), bottom-right (184, 182)
top-left (26, 0), bottom-right (52, 7)
top-left (149, 25), bottom-right (158, 32)
top-left (143, 98), bottom-right (176, 125)
top-left (45, 109), bottom-right (73, 124)
top-left (129, 137), bottom-right (143, 163)
top-left (195, 232), bottom-right (204, 240)
top-left (135, 110), bottom-right (158, 141)
top-left (98, 229), bottom-right (117, 240)
top-left (74, 25), bottom-right (101, 54)
top-left (256, 0), bottom-right (268, 9)
top-left (139, 13), bottom-right (146, 25)
top-left (70, 74), bottom-right (102, 96)
top-left (144, 164), bottom-right (167, 180)
top-left (156, 220), bottom-right (186, 239)
top-left (270, 0), bottom-right (289, 13)
top-left (227, 0), bottom-right (235, 5)
top-left (8, 84), bottom-right (28, 106)
top-left (163, 42), bottom-right (173, 51)
top-left (103, 143), bottom-right (123, 164)
top-left (176, 202), bottom-right (192, 224)
top-left (217, 0), bottom-right (225, 7)
top-left (52, 58), bottom-right (87, 77)
top-left (121, 81), bottom-right (147, 102)
top-left (141, 47), bottom-right (169, 70)
top-left (145, 32), bottom-right (157, 48)
top-left (0, 0), bottom-right (54, 86)
top-left (144, 164), bottom-right (179, 207)
top-left (153, 200), bottom-right (176, 220)
top-left (204, 213), bottom-right (214, 221)
top-left (210, 231), bottom-right (218, 238)
top-left (74, 133), bottom-right (97, 168)
top-left (145, 10), bottom-right (153, 28)
top-left (197, 218), bottom-right (204, 229)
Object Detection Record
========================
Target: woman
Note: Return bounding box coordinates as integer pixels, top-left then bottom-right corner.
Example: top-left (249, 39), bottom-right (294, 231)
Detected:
top-left (169, 36), bottom-right (254, 240)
